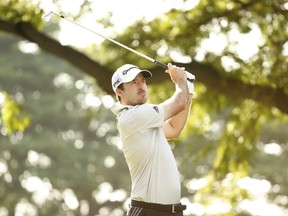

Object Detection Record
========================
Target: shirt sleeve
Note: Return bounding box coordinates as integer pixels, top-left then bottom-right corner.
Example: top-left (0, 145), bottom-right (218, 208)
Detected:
top-left (120, 104), bottom-right (164, 131)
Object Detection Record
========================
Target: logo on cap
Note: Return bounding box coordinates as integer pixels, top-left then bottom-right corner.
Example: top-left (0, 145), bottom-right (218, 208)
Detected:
top-left (122, 66), bottom-right (138, 75)
top-left (113, 79), bottom-right (121, 89)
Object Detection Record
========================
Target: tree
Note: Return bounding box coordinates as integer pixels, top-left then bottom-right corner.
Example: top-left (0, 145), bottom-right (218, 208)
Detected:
top-left (0, 32), bottom-right (131, 216)
top-left (0, 0), bottom-right (287, 215)
top-left (1, 1), bottom-right (287, 114)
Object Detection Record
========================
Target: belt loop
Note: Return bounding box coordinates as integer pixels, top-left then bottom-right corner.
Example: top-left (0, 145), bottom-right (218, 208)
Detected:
top-left (172, 204), bottom-right (176, 213)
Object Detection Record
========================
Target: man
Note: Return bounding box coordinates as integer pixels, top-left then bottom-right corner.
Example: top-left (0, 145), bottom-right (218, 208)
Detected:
top-left (111, 63), bottom-right (194, 216)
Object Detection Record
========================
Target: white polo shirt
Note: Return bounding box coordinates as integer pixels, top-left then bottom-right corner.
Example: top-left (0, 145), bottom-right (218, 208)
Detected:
top-left (112, 103), bottom-right (181, 204)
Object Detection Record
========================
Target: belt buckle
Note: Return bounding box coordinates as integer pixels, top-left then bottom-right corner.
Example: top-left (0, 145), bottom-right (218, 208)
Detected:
top-left (172, 204), bottom-right (177, 213)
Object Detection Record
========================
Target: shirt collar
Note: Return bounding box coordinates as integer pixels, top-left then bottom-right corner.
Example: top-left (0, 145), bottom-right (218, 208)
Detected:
top-left (111, 102), bottom-right (132, 118)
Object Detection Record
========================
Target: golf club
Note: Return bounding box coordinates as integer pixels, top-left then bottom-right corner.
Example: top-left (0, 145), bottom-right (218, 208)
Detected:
top-left (42, 11), bottom-right (195, 82)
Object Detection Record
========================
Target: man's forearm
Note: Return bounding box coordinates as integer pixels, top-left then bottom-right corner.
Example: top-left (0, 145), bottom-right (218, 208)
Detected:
top-left (161, 79), bottom-right (189, 121)
top-left (172, 79), bottom-right (190, 109)
top-left (166, 95), bottom-right (192, 137)
top-left (162, 63), bottom-right (195, 138)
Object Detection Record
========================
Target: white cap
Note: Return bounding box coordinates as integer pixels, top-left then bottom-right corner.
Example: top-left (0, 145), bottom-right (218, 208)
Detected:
top-left (111, 64), bottom-right (152, 92)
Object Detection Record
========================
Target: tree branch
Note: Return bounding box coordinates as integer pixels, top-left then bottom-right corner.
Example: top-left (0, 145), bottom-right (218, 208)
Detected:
top-left (1, 19), bottom-right (287, 115)
top-left (180, 62), bottom-right (288, 114)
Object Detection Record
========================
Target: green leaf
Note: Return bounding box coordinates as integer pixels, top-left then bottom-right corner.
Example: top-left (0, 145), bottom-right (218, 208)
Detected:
top-left (0, 92), bottom-right (30, 134)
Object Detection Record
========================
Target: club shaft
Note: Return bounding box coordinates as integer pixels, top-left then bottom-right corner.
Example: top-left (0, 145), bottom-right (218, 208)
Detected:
top-left (46, 12), bottom-right (195, 81)
top-left (52, 12), bottom-right (168, 68)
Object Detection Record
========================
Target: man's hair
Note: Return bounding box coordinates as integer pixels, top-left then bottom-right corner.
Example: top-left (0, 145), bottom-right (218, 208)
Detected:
top-left (117, 83), bottom-right (124, 101)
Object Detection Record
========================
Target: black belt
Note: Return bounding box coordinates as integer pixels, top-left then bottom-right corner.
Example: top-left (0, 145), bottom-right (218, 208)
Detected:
top-left (131, 200), bottom-right (186, 214)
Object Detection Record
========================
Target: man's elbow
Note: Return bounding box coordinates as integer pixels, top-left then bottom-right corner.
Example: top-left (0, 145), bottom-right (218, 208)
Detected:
top-left (166, 130), bottom-right (181, 140)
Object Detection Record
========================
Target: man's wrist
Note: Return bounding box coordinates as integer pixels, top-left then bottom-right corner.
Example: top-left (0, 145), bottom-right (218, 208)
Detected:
top-left (176, 79), bottom-right (189, 94)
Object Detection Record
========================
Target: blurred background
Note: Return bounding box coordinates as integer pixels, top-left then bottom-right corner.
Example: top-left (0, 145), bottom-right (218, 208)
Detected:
top-left (0, 0), bottom-right (287, 215)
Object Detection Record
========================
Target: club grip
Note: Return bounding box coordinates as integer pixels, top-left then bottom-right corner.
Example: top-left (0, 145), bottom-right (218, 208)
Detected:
top-left (154, 60), bottom-right (195, 82)
top-left (154, 60), bottom-right (168, 70)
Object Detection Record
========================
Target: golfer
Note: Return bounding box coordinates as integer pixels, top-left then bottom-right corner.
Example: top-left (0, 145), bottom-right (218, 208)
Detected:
top-left (111, 63), bottom-right (194, 216)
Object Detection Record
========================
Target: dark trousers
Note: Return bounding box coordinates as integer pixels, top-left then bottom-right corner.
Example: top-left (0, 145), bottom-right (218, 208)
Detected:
top-left (127, 206), bottom-right (184, 216)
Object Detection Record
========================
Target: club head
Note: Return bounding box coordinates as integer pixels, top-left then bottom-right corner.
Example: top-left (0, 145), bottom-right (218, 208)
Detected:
top-left (42, 11), bottom-right (54, 22)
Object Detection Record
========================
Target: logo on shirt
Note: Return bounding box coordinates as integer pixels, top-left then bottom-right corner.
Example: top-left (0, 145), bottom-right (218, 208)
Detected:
top-left (153, 106), bottom-right (159, 113)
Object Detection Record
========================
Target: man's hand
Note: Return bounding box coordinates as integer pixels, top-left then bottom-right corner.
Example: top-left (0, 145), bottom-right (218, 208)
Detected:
top-left (165, 63), bottom-right (187, 84)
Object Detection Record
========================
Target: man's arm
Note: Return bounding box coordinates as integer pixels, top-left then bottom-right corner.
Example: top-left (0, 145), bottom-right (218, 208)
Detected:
top-left (160, 63), bottom-right (191, 138)
top-left (162, 96), bottom-right (192, 139)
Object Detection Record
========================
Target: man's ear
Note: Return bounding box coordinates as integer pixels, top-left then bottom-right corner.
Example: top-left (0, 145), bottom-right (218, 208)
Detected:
top-left (115, 88), bottom-right (122, 98)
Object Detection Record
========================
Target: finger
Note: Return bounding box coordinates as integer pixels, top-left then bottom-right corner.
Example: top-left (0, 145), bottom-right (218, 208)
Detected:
top-left (165, 63), bottom-right (172, 73)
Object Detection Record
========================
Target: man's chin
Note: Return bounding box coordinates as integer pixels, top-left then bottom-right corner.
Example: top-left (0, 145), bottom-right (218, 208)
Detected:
top-left (133, 98), bottom-right (147, 105)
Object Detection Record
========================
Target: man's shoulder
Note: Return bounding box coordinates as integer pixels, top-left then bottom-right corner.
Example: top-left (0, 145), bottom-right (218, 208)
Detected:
top-left (118, 103), bottom-right (164, 132)
top-left (129, 104), bottom-right (162, 114)
top-left (120, 104), bottom-right (163, 124)
top-left (113, 103), bottom-right (163, 122)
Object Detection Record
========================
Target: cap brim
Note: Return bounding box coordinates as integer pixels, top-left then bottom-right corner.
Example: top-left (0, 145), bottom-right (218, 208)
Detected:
top-left (140, 70), bottom-right (152, 78)
top-left (123, 69), bottom-right (152, 83)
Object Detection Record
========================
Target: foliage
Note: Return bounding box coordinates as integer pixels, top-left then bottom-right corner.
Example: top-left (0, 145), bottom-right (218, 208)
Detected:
top-left (0, 0), bottom-right (44, 30)
top-left (0, 0), bottom-right (288, 215)
top-left (0, 92), bottom-right (30, 134)
top-left (105, 1), bottom-right (288, 213)
top-left (0, 32), bottom-right (130, 216)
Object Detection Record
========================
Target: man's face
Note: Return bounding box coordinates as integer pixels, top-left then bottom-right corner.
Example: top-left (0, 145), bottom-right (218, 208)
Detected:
top-left (117, 73), bottom-right (148, 105)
